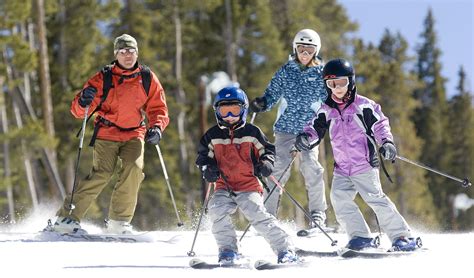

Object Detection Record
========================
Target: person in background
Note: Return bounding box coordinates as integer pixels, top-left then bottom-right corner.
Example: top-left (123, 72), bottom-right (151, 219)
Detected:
top-left (45, 34), bottom-right (169, 235)
top-left (196, 86), bottom-right (298, 264)
top-left (295, 58), bottom-right (421, 251)
top-left (249, 29), bottom-right (328, 230)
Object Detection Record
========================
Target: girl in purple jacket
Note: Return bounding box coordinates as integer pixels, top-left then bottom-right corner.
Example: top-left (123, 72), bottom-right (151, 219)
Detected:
top-left (294, 58), bottom-right (420, 252)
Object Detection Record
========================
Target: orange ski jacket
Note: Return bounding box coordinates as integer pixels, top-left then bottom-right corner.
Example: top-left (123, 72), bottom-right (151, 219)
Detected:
top-left (71, 63), bottom-right (169, 142)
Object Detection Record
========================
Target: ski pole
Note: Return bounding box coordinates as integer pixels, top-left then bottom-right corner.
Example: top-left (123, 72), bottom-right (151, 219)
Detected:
top-left (268, 174), bottom-right (338, 246)
top-left (239, 154), bottom-right (297, 241)
top-left (396, 155), bottom-right (471, 188)
top-left (68, 106), bottom-right (89, 215)
top-left (156, 145), bottom-right (184, 227)
top-left (187, 181), bottom-right (214, 256)
top-left (250, 112), bottom-right (256, 124)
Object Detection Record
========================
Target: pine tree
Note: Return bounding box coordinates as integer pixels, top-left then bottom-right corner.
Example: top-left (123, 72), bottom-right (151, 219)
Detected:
top-left (413, 9), bottom-right (450, 228)
top-left (0, 0), bottom-right (61, 212)
top-left (446, 67), bottom-right (474, 230)
top-left (377, 30), bottom-right (438, 227)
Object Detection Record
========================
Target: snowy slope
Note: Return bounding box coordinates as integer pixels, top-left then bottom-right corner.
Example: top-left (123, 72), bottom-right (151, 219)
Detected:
top-left (0, 210), bottom-right (472, 278)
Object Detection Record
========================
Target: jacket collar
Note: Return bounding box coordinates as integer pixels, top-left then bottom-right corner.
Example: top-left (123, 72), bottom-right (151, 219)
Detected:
top-left (111, 60), bottom-right (140, 75)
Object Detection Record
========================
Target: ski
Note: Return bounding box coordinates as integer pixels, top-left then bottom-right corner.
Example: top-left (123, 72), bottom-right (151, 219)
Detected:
top-left (0, 231), bottom-right (182, 243)
top-left (254, 259), bottom-right (309, 270)
top-left (295, 248), bottom-right (339, 257)
top-left (296, 226), bottom-right (337, 237)
top-left (338, 247), bottom-right (426, 259)
top-left (189, 258), bottom-right (252, 269)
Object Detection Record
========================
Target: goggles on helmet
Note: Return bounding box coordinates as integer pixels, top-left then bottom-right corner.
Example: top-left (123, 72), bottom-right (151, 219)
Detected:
top-left (217, 102), bottom-right (243, 118)
top-left (325, 77), bottom-right (349, 90)
top-left (296, 44), bottom-right (317, 55)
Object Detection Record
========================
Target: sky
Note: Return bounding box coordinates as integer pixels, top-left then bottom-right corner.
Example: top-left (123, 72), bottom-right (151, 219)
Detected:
top-left (0, 206), bottom-right (472, 278)
top-left (337, 0), bottom-right (473, 98)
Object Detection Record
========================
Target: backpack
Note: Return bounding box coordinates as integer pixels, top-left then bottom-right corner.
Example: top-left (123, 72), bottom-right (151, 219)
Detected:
top-left (96, 63), bottom-right (151, 113)
top-left (76, 63), bottom-right (152, 145)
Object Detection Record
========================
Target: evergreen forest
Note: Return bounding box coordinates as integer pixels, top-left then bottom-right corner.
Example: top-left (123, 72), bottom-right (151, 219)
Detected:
top-left (0, 0), bottom-right (472, 232)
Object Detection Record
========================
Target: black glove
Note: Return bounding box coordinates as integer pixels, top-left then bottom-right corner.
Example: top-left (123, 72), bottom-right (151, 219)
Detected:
top-left (294, 133), bottom-right (311, 151)
top-left (380, 141), bottom-right (397, 161)
top-left (78, 86), bottom-right (97, 108)
top-left (249, 97), bottom-right (266, 113)
top-left (256, 159), bottom-right (273, 177)
top-left (145, 126), bottom-right (162, 145)
top-left (202, 163), bottom-right (220, 183)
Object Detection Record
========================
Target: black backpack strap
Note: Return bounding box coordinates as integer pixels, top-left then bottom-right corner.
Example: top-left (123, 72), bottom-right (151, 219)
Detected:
top-left (99, 65), bottom-right (114, 108)
top-left (140, 64), bottom-right (151, 96)
top-left (75, 65), bottom-right (114, 138)
top-left (83, 65), bottom-right (113, 120)
top-left (85, 65), bottom-right (114, 146)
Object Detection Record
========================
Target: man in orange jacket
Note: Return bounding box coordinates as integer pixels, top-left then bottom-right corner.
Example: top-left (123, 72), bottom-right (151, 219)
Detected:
top-left (46, 34), bottom-right (169, 235)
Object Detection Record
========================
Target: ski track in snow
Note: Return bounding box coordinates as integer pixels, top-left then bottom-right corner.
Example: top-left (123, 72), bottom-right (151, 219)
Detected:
top-left (0, 213), bottom-right (472, 278)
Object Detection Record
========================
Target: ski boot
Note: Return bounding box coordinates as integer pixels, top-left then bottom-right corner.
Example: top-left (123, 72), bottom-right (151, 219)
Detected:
top-left (310, 210), bottom-right (327, 229)
top-left (218, 249), bottom-right (239, 265)
top-left (345, 236), bottom-right (380, 251)
top-left (44, 217), bottom-right (87, 234)
top-left (277, 250), bottom-right (299, 264)
top-left (391, 236), bottom-right (422, 252)
top-left (105, 219), bottom-right (134, 235)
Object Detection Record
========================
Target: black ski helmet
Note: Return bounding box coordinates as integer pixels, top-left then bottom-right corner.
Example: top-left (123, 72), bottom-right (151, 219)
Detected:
top-left (322, 58), bottom-right (356, 96)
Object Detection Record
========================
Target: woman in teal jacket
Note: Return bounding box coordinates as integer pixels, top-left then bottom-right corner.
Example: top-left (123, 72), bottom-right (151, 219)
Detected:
top-left (249, 29), bottom-right (328, 230)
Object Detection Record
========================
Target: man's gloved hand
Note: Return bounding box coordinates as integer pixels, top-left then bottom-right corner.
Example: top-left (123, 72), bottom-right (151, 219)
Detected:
top-left (78, 86), bottom-right (97, 108)
top-left (294, 133), bottom-right (312, 151)
top-left (256, 159), bottom-right (273, 177)
top-left (145, 126), bottom-right (162, 145)
top-left (380, 141), bottom-right (397, 160)
top-left (202, 163), bottom-right (220, 183)
top-left (249, 97), bottom-right (266, 113)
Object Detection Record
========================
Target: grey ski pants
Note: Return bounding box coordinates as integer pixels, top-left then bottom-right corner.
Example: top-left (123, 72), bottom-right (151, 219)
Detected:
top-left (208, 190), bottom-right (294, 254)
top-left (263, 132), bottom-right (327, 216)
top-left (330, 168), bottom-right (412, 242)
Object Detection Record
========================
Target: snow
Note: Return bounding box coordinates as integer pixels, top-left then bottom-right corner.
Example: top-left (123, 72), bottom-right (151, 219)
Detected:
top-left (0, 208), bottom-right (472, 278)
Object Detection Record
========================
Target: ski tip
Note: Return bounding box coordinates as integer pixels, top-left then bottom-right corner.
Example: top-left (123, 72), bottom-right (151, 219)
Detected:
top-left (189, 258), bottom-right (205, 267)
top-left (254, 259), bottom-right (271, 269)
top-left (337, 247), bottom-right (352, 256)
top-left (296, 230), bottom-right (309, 237)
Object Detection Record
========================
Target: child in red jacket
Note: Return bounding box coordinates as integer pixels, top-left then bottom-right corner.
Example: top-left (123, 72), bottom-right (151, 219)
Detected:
top-left (196, 86), bottom-right (297, 264)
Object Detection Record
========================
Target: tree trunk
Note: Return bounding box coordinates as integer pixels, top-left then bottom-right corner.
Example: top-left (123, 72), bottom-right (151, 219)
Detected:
top-left (13, 102), bottom-right (39, 209)
top-left (58, 0), bottom-right (69, 92)
top-left (35, 0), bottom-right (55, 138)
top-left (2, 47), bottom-right (66, 200)
top-left (2, 48), bottom-right (40, 209)
top-left (58, 0), bottom-right (74, 191)
top-left (35, 0), bottom-right (63, 198)
top-left (0, 76), bottom-right (16, 222)
top-left (224, 0), bottom-right (237, 82)
top-left (172, 0), bottom-right (189, 197)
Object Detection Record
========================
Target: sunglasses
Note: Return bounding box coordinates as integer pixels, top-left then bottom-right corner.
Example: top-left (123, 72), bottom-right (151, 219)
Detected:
top-left (117, 48), bottom-right (137, 55)
top-left (325, 77), bottom-right (349, 90)
top-left (296, 44), bottom-right (317, 55)
top-left (217, 103), bottom-right (243, 118)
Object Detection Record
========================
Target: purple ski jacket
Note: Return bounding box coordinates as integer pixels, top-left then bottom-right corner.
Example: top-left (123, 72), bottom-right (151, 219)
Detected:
top-left (304, 89), bottom-right (393, 176)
